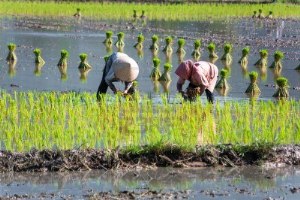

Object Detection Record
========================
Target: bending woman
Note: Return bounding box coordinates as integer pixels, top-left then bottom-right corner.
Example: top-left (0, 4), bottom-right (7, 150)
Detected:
top-left (97, 52), bottom-right (139, 100)
top-left (175, 60), bottom-right (218, 103)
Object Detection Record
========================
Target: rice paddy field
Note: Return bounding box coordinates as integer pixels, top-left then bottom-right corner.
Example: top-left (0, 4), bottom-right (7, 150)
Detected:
top-left (0, 1), bottom-right (300, 199)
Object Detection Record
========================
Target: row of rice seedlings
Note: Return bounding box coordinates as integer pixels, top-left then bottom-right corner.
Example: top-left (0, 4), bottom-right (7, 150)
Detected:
top-left (0, 1), bottom-right (299, 20)
top-left (0, 91), bottom-right (299, 152)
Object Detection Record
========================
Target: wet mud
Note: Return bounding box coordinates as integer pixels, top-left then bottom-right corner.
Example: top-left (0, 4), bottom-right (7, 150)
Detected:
top-left (1, 145), bottom-right (300, 172)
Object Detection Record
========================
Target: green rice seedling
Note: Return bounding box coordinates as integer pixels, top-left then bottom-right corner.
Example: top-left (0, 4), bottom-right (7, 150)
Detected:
top-left (215, 69), bottom-right (229, 89)
top-left (149, 34), bottom-right (159, 51)
top-left (73, 8), bottom-right (81, 18)
top-left (133, 33), bottom-right (144, 50)
top-left (273, 76), bottom-right (289, 98)
top-left (33, 48), bottom-right (45, 65)
top-left (103, 31), bottom-right (113, 46)
top-left (220, 43), bottom-right (232, 63)
top-left (150, 58), bottom-right (161, 81)
top-left (176, 38), bottom-right (186, 55)
top-left (245, 71), bottom-right (261, 95)
top-left (57, 49), bottom-right (69, 80)
top-left (207, 42), bottom-right (218, 59)
top-left (191, 39), bottom-right (201, 61)
top-left (267, 11), bottom-right (273, 19)
top-left (269, 50), bottom-right (284, 72)
top-left (78, 53), bottom-right (92, 71)
top-left (115, 32), bottom-right (125, 48)
top-left (159, 63), bottom-right (172, 81)
top-left (252, 10), bottom-right (258, 18)
top-left (57, 49), bottom-right (68, 69)
top-left (254, 49), bottom-right (268, 68)
top-left (238, 47), bottom-right (250, 66)
top-left (6, 43), bottom-right (17, 62)
top-left (258, 9), bottom-right (265, 19)
top-left (133, 9), bottom-right (137, 19)
top-left (162, 36), bottom-right (173, 54)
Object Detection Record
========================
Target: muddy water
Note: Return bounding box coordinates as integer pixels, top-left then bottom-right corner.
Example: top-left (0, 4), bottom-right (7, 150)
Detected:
top-left (1, 166), bottom-right (300, 199)
top-left (0, 17), bottom-right (299, 100)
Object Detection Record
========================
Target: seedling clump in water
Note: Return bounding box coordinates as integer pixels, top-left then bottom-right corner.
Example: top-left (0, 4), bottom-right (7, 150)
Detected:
top-left (149, 34), bottom-right (159, 51)
top-left (215, 69), bottom-right (229, 89)
top-left (133, 33), bottom-right (144, 50)
top-left (238, 47), bottom-right (250, 66)
top-left (220, 43), bottom-right (233, 65)
top-left (33, 48), bottom-right (45, 65)
top-left (57, 49), bottom-right (69, 80)
top-left (150, 58), bottom-right (161, 81)
top-left (176, 38), bottom-right (186, 55)
top-left (191, 39), bottom-right (201, 61)
top-left (162, 36), bottom-right (173, 54)
top-left (245, 71), bottom-right (261, 95)
top-left (269, 50), bottom-right (284, 72)
top-left (207, 42), bottom-right (218, 59)
top-left (6, 43), bottom-right (17, 62)
top-left (103, 31), bottom-right (113, 46)
top-left (78, 53), bottom-right (92, 70)
top-left (159, 63), bottom-right (172, 81)
top-left (273, 77), bottom-right (289, 98)
top-left (254, 49), bottom-right (268, 68)
top-left (115, 32), bottom-right (125, 48)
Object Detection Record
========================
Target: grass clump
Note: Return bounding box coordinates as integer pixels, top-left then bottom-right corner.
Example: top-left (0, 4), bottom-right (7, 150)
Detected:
top-left (6, 43), bottom-right (17, 62)
top-left (269, 50), bottom-right (284, 71)
top-left (150, 58), bottom-right (161, 81)
top-left (215, 69), bottom-right (229, 89)
top-left (207, 42), bottom-right (218, 59)
top-left (245, 71), bottom-right (261, 95)
top-left (191, 39), bottom-right (201, 61)
top-left (273, 77), bottom-right (289, 98)
top-left (33, 48), bottom-right (45, 65)
top-left (254, 49), bottom-right (268, 68)
top-left (159, 63), bottom-right (172, 81)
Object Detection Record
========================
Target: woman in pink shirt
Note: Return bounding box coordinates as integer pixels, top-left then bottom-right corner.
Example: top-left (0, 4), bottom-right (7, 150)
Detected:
top-left (175, 60), bottom-right (218, 103)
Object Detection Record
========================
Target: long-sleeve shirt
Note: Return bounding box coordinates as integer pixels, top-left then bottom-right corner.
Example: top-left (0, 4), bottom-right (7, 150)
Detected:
top-left (175, 60), bottom-right (218, 93)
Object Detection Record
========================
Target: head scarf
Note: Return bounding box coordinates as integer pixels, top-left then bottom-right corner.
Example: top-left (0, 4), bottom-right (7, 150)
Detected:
top-left (175, 60), bottom-right (194, 80)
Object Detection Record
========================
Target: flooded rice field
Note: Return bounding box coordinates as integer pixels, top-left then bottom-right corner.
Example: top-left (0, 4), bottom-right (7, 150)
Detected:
top-left (0, 17), bottom-right (299, 100)
top-left (1, 166), bottom-right (300, 199)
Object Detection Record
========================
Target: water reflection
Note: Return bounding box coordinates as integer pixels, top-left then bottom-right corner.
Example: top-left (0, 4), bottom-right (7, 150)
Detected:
top-left (152, 80), bottom-right (160, 93)
top-left (79, 68), bottom-right (91, 82)
top-left (160, 80), bottom-right (171, 93)
top-left (34, 63), bottom-right (44, 76)
top-left (8, 61), bottom-right (17, 77)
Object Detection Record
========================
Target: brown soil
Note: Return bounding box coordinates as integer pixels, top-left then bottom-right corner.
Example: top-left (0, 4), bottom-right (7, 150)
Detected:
top-left (1, 144), bottom-right (300, 172)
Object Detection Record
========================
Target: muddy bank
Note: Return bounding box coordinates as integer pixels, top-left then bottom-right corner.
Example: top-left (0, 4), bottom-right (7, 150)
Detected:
top-left (1, 144), bottom-right (300, 172)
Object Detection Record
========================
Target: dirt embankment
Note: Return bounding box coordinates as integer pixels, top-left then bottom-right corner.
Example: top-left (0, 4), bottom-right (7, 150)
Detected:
top-left (1, 145), bottom-right (300, 172)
